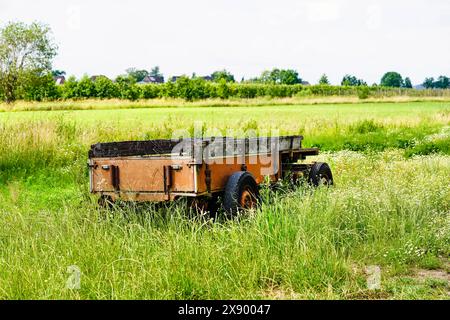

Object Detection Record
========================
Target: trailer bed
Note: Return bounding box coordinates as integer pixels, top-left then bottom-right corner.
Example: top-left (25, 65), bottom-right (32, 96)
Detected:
top-left (88, 136), bottom-right (322, 203)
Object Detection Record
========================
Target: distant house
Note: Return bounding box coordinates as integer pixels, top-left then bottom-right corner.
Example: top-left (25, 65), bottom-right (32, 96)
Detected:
top-left (170, 76), bottom-right (181, 82)
top-left (142, 75), bottom-right (164, 84)
top-left (202, 75), bottom-right (213, 81)
top-left (301, 81), bottom-right (310, 86)
top-left (54, 75), bottom-right (65, 85)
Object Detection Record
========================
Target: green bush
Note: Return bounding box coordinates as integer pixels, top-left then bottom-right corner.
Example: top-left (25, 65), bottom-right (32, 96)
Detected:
top-left (94, 76), bottom-right (119, 99)
top-left (21, 73), bottom-right (61, 101)
top-left (76, 76), bottom-right (96, 98)
top-left (12, 75), bottom-right (449, 102)
top-left (357, 86), bottom-right (370, 99)
top-left (61, 76), bottom-right (78, 99)
top-left (116, 75), bottom-right (140, 100)
top-left (140, 84), bottom-right (162, 99)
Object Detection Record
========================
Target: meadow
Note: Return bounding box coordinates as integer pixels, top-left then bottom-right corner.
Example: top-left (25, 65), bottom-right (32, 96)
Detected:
top-left (0, 99), bottom-right (449, 299)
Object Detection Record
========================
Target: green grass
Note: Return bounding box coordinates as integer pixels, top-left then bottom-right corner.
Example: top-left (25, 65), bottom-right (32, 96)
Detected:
top-left (0, 100), bottom-right (449, 299)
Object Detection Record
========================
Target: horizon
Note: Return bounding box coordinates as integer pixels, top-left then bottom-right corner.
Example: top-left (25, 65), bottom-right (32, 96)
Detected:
top-left (1, 0), bottom-right (450, 85)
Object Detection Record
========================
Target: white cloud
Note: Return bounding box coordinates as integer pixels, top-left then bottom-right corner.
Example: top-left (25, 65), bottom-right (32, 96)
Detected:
top-left (306, 0), bottom-right (341, 22)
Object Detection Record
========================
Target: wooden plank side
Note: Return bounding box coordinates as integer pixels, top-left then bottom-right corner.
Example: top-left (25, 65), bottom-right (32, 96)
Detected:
top-left (89, 136), bottom-right (303, 158)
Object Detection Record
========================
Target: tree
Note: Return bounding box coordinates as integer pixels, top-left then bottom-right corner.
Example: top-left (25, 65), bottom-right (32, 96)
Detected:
top-left (21, 72), bottom-right (60, 101)
top-left (125, 68), bottom-right (149, 82)
top-left (149, 66), bottom-right (163, 78)
top-left (0, 22), bottom-right (57, 102)
top-left (435, 76), bottom-right (449, 89)
top-left (116, 75), bottom-right (140, 100)
top-left (77, 76), bottom-right (96, 97)
top-left (341, 74), bottom-right (366, 86)
top-left (278, 69), bottom-right (301, 85)
top-left (319, 74), bottom-right (329, 85)
top-left (380, 72), bottom-right (403, 87)
top-left (403, 77), bottom-right (412, 88)
top-left (61, 76), bottom-right (78, 99)
top-left (52, 69), bottom-right (66, 77)
top-left (211, 69), bottom-right (235, 83)
top-left (423, 77), bottom-right (434, 89)
top-left (256, 68), bottom-right (301, 84)
top-left (94, 76), bottom-right (118, 98)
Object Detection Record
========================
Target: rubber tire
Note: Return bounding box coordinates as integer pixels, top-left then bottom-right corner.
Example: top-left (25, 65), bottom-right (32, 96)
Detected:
top-left (223, 171), bottom-right (259, 217)
top-left (308, 162), bottom-right (333, 187)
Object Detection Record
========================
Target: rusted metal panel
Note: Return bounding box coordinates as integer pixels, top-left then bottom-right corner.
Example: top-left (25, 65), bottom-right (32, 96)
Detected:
top-left (195, 154), bottom-right (280, 194)
top-left (91, 157), bottom-right (195, 193)
top-left (89, 136), bottom-right (318, 203)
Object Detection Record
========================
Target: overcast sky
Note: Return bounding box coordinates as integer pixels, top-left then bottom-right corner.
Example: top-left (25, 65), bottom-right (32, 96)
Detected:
top-left (1, 0), bottom-right (449, 84)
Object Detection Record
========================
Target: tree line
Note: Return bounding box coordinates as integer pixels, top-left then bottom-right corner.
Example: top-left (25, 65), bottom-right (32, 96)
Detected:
top-left (1, 22), bottom-right (449, 103)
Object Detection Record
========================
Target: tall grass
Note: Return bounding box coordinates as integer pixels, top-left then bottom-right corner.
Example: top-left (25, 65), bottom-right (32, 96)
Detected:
top-left (0, 151), bottom-right (448, 299)
top-left (0, 102), bottom-right (449, 299)
top-left (2, 96), bottom-right (450, 112)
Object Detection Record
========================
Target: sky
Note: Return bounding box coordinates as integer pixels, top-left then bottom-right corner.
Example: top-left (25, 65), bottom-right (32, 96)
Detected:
top-left (1, 0), bottom-right (449, 85)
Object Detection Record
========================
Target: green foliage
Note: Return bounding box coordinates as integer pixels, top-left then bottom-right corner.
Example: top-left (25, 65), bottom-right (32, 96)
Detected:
top-left (51, 70), bottom-right (66, 77)
top-left (357, 86), bottom-right (370, 99)
top-left (381, 72), bottom-right (403, 87)
top-left (75, 75), bottom-right (96, 98)
top-left (424, 76), bottom-right (450, 89)
top-left (423, 77), bottom-right (435, 89)
top-left (94, 76), bottom-right (119, 99)
top-left (21, 72), bottom-right (60, 101)
top-left (435, 76), bottom-right (450, 89)
top-left (350, 119), bottom-right (384, 134)
top-left (341, 74), bottom-right (367, 86)
top-left (173, 76), bottom-right (197, 101)
top-left (61, 76), bottom-right (78, 99)
top-left (141, 84), bottom-right (162, 99)
top-left (116, 75), bottom-right (141, 100)
top-left (211, 69), bottom-right (235, 83)
top-left (254, 68), bottom-right (301, 85)
top-left (404, 77), bottom-right (413, 89)
top-left (149, 66), bottom-right (163, 78)
top-left (8, 74), bottom-right (450, 102)
top-left (125, 68), bottom-right (149, 82)
top-left (278, 69), bottom-right (301, 85)
top-left (0, 21), bottom-right (58, 102)
top-left (319, 74), bottom-right (330, 85)
top-left (217, 79), bottom-right (230, 99)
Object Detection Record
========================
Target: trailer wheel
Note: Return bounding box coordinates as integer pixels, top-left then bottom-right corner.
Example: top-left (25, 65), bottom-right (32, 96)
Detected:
top-left (223, 171), bottom-right (259, 217)
top-left (308, 162), bottom-right (333, 187)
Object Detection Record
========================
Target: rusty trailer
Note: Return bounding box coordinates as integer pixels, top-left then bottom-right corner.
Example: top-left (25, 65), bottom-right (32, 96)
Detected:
top-left (88, 136), bottom-right (333, 215)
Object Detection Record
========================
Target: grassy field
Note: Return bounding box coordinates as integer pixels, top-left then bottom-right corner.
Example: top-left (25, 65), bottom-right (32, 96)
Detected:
top-left (0, 100), bottom-right (449, 299)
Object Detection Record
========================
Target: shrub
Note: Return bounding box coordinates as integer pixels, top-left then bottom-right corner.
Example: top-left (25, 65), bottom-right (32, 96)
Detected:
top-left (140, 84), bottom-right (161, 99)
top-left (94, 76), bottom-right (119, 99)
top-left (21, 73), bottom-right (61, 101)
top-left (61, 76), bottom-right (78, 99)
top-left (357, 86), bottom-right (370, 99)
top-left (116, 75), bottom-right (140, 100)
top-left (76, 76), bottom-right (96, 98)
top-left (217, 79), bottom-right (230, 99)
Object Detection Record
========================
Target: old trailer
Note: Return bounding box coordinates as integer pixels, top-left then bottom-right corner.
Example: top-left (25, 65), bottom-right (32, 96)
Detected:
top-left (88, 136), bottom-right (333, 215)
